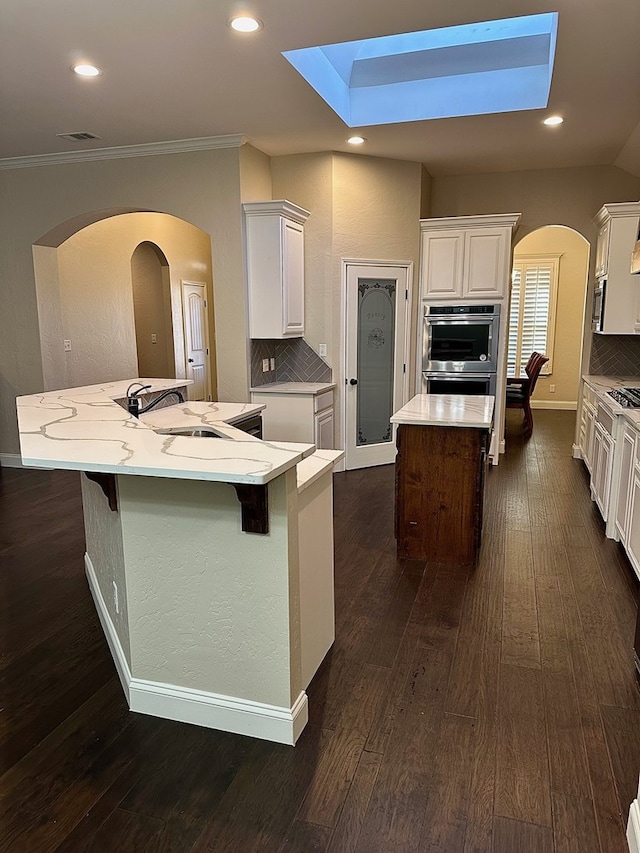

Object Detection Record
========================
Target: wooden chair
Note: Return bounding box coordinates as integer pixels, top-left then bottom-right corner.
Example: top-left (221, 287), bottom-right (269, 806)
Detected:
top-left (505, 351), bottom-right (549, 437)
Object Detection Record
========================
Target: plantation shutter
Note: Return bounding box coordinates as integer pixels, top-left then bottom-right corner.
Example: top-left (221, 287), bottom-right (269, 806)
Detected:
top-left (507, 268), bottom-right (521, 375)
top-left (508, 258), bottom-right (558, 376)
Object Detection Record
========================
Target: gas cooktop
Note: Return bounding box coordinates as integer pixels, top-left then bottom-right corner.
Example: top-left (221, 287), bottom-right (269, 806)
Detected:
top-left (607, 387), bottom-right (640, 408)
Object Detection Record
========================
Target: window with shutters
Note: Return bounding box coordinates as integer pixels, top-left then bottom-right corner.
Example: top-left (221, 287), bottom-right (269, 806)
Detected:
top-left (507, 256), bottom-right (559, 377)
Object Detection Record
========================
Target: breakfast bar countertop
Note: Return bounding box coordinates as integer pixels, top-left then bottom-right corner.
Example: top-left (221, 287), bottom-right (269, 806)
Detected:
top-left (16, 379), bottom-right (315, 486)
top-left (391, 393), bottom-right (495, 430)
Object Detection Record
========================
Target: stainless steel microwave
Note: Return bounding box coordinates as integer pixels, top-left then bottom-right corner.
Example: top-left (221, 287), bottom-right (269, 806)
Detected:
top-left (592, 280), bottom-right (605, 332)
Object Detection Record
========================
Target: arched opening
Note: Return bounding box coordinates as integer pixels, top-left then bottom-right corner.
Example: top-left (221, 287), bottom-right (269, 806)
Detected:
top-left (510, 224), bottom-right (590, 410)
top-left (32, 210), bottom-right (216, 398)
top-left (131, 242), bottom-right (174, 379)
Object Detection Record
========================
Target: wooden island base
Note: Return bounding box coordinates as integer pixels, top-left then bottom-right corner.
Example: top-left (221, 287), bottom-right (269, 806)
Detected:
top-left (395, 423), bottom-right (489, 566)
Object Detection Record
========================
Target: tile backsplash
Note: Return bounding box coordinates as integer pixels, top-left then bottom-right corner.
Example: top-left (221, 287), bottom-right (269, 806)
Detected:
top-left (250, 338), bottom-right (332, 387)
top-left (589, 334), bottom-right (640, 376)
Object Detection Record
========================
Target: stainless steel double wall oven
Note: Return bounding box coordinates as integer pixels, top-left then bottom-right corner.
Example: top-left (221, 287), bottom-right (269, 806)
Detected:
top-left (422, 303), bottom-right (501, 396)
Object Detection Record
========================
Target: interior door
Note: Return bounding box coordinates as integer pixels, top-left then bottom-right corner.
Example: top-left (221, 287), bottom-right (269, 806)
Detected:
top-left (345, 264), bottom-right (410, 470)
top-left (181, 281), bottom-right (210, 401)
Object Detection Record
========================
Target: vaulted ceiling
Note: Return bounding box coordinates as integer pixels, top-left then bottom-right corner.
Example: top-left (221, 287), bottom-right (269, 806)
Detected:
top-left (1, 0), bottom-right (639, 177)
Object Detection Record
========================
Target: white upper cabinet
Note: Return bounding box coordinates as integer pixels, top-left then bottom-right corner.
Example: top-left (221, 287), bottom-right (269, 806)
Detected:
top-left (420, 214), bottom-right (521, 301)
top-left (592, 202), bottom-right (640, 335)
top-left (244, 200), bottom-right (310, 339)
top-left (594, 219), bottom-right (611, 279)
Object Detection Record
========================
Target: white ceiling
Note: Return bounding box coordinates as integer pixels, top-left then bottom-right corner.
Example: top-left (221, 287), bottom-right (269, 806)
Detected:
top-left (1, 0), bottom-right (639, 177)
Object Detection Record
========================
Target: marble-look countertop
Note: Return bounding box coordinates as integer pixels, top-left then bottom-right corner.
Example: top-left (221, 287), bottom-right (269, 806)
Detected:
top-left (16, 379), bottom-right (318, 485)
top-left (296, 449), bottom-right (344, 494)
top-left (390, 394), bottom-right (494, 429)
top-left (250, 382), bottom-right (335, 395)
top-left (583, 375), bottom-right (640, 429)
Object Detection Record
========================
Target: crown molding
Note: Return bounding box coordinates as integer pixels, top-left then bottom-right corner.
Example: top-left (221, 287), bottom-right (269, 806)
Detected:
top-left (0, 134), bottom-right (249, 171)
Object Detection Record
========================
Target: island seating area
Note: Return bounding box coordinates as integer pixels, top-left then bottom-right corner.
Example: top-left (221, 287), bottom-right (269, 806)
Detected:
top-left (16, 379), bottom-right (343, 745)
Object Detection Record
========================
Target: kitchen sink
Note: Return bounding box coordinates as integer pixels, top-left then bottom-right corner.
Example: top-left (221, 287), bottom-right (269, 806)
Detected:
top-left (156, 426), bottom-right (230, 439)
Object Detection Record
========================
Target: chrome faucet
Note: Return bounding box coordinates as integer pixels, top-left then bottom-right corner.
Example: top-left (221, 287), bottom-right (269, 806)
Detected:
top-left (126, 382), bottom-right (185, 418)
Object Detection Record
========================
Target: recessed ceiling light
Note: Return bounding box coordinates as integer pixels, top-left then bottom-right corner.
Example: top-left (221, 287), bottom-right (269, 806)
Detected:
top-left (347, 136), bottom-right (366, 145)
top-left (72, 63), bottom-right (101, 77)
top-left (543, 115), bottom-right (563, 126)
top-left (229, 16), bottom-right (263, 33)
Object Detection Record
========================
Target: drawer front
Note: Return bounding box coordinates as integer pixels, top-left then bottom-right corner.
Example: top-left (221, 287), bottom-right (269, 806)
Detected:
top-left (584, 384), bottom-right (597, 408)
top-left (314, 390), bottom-right (334, 413)
top-left (596, 402), bottom-right (614, 435)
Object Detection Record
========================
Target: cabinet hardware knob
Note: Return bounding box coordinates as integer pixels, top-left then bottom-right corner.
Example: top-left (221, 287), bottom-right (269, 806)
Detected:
top-left (349, 378), bottom-right (358, 386)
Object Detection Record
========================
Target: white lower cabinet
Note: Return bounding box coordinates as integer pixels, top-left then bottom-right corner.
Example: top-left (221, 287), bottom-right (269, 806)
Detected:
top-left (628, 469), bottom-right (640, 576)
top-left (615, 423), bottom-right (637, 544)
top-left (250, 385), bottom-right (335, 449)
top-left (591, 422), bottom-right (614, 519)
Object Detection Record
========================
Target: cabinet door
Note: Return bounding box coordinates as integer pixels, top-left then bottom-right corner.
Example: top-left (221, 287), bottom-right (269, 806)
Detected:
top-left (627, 470), bottom-right (640, 579)
top-left (595, 221), bottom-right (610, 279)
top-left (282, 218), bottom-right (305, 336)
top-left (600, 431), bottom-right (614, 520)
top-left (463, 228), bottom-right (509, 298)
top-left (590, 423), bottom-right (603, 502)
top-left (584, 405), bottom-right (595, 472)
top-left (615, 426), bottom-right (636, 542)
top-left (420, 230), bottom-right (465, 299)
top-left (314, 407), bottom-right (334, 450)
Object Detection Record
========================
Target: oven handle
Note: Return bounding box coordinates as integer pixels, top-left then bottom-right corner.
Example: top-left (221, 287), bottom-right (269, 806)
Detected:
top-left (424, 315), bottom-right (497, 325)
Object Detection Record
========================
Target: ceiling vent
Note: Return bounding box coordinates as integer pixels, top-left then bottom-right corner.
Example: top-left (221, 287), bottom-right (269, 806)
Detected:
top-left (56, 131), bottom-right (101, 142)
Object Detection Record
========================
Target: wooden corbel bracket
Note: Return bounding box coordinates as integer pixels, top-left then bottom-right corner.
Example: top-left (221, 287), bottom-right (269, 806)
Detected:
top-left (84, 472), bottom-right (118, 512)
top-left (233, 483), bottom-right (269, 534)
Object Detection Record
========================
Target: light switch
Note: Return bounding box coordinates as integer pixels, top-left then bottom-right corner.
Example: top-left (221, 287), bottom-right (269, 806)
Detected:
top-left (319, 343), bottom-right (327, 357)
top-left (262, 358), bottom-right (269, 372)
top-left (151, 333), bottom-right (157, 344)
top-left (270, 357), bottom-right (276, 370)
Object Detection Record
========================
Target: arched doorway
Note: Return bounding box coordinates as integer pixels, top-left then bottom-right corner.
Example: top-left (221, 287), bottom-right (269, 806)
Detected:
top-left (510, 225), bottom-right (590, 410)
top-left (32, 210), bottom-right (216, 399)
top-left (131, 242), bottom-right (174, 379)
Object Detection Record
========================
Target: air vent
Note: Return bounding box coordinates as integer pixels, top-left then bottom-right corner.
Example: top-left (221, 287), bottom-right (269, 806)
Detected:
top-left (56, 131), bottom-right (101, 142)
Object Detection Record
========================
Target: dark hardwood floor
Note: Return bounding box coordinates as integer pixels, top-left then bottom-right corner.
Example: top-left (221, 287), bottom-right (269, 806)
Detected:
top-left (2, 410), bottom-right (639, 851)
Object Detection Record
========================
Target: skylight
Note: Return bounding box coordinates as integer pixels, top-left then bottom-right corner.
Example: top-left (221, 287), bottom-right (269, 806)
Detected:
top-left (283, 13), bottom-right (558, 127)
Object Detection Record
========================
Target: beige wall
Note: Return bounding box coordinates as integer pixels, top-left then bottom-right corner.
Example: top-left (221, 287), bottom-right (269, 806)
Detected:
top-left (0, 146), bottom-right (246, 456)
top-left (513, 226), bottom-right (590, 407)
top-left (431, 165), bottom-right (640, 241)
top-left (272, 152), bottom-right (422, 452)
top-left (44, 212), bottom-right (215, 392)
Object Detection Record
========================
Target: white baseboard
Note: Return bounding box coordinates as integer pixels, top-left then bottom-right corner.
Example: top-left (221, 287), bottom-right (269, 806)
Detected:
top-left (0, 453), bottom-right (24, 468)
top-left (85, 554), bottom-right (132, 703)
top-left (531, 400), bottom-right (577, 410)
top-left (628, 796), bottom-right (640, 853)
top-left (129, 679), bottom-right (308, 746)
top-left (572, 443), bottom-right (583, 459)
top-left (85, 553), bottom-right (307, 745)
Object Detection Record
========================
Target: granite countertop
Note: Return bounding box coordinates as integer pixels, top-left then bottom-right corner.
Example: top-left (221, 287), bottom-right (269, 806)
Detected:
top-left (16, 379), bottom-right (317, 485)
top-left (250, 382), bottom-right (335, 395)
top-left (391, 394), bottom-right (494, 429)
top-left (583, 375), bottom-right (640, 428)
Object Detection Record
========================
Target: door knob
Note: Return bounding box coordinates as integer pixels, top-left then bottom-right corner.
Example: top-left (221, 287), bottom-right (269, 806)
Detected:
top-left (349, 378), bottom-right (358, 385)
top-left (188, 358), bottom-right (194, 363)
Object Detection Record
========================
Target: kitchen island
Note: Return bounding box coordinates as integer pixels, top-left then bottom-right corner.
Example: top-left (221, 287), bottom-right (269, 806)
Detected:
top-left (391, 394), bottom-right (494, 566)
top-left (17, 379), bottom-right (343, 744)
